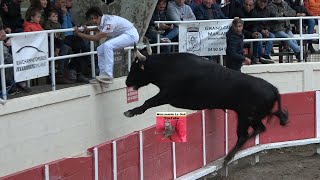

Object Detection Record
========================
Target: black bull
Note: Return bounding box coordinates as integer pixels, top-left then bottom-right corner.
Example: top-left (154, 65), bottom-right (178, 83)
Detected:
top-left (124, 46), bottom-right (288, 166)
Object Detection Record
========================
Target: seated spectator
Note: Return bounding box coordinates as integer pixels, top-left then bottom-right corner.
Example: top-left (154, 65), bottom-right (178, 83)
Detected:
top-left (185, 0), bottom-right (198, 11)
top-left (54, 0), bottom-right (90, 83)
top-left (233, 0), bottom-right (275, 64)
top-left (305, 0), bottom-right (320, 16)
top-left (193, 0), bottom-right (226, 20)
top-left (145, 0), bottom-right (178, 53)
top-left (23, 7), bottom-right (43, 32)
top-left (226, 18), bottom-right (251, 72)
top-left (0, 16), bottom-right (31, 93)
top-left (285, 0), bottom-right (316, 53)
top-left (267, 0), bottom-right (307, 62)
top-left (251, 0), bottom-right (276, 63)
top-left (167, 0), bottom-right (196, 22)
top-left (0, 0), bottom-right (24, 33)
top-left (29, 0), bottom-right (50, 27)
top-left (43, 8), bottom-right (74, 84)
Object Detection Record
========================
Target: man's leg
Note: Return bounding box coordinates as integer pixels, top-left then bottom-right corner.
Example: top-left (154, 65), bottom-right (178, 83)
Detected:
top-left (274, 30), bottom-right (300, 53)
top-left (96, 31), bottom-right (139, 83)
top-left (263, 32), bottom-right (275, 59)
top-left (250, 33), bottom-right (262, 64)
top-left (305, 19), bottom-right (316, 53)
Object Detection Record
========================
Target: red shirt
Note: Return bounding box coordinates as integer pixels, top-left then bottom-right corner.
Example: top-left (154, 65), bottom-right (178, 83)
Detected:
top-left (23, 21), bottom-right (43, 32)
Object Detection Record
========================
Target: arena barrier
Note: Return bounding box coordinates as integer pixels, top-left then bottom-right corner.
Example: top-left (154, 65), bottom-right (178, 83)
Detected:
top-left (1, 90), bottom-right (319, 180)
top-left (0, 17), bottom-right (319, 104)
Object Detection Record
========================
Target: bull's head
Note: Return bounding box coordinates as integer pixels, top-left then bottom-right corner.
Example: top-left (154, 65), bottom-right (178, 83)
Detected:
top-left (125, 39), bottom-right (152, 90)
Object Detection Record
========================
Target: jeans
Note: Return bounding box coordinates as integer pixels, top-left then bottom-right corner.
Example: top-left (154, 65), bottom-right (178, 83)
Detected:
top-left (253, 32), bottom-right (275, 58)
top-left (273, 30), bottom-right (300, 53)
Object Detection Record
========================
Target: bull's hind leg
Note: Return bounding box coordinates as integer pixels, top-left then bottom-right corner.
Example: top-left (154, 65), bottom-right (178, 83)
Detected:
top-left (224, 115), bottom-right (249, 167)
top-left (248, 120), bottom-right (266, 139)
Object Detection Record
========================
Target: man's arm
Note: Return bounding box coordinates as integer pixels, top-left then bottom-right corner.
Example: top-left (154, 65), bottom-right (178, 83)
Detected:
top-left (283, 2), bottom-right (297, 17)
top-left (74, 26), bottom-right (107, 42)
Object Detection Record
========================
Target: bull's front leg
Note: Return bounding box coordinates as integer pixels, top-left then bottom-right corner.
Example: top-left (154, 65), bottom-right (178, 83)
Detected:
top-left (124, 92), bottom-right (167, 117)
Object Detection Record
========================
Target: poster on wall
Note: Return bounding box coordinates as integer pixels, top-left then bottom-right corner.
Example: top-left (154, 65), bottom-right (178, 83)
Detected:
top-left (11, 32), bottom-right (49, 82)
top-left (179, 20), bottom-right (232, 56)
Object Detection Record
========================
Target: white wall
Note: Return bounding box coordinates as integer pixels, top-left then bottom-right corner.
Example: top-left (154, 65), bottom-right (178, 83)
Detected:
top-left (1, 62), bottom-right (320, 176)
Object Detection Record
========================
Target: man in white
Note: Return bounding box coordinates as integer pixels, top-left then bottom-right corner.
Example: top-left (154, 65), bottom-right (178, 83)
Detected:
top-left (74, 6), bottom-right (139, 84)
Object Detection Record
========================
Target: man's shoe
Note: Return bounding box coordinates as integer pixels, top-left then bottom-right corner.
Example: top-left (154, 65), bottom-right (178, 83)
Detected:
top-left (295, 51), bottom-right (309, 62)
top-left (89, 78), bottom-right (100, 84)
top-left (260, 57), bottom-right (275, 64)
top-left (308, 44), bottom-right (316, 54)
top-left (96, 74), bottom-right (113, 84)
top-left (251, 58), bottom-right (261, 64)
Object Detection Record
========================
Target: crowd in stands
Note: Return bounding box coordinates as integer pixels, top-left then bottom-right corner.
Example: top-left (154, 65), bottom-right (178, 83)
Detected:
top-left (0, 0), bottom-right (319, 96)
top-left (146, 0), bottom-right (319, 65)
top-left (0, 0), bottom-right (94, 96)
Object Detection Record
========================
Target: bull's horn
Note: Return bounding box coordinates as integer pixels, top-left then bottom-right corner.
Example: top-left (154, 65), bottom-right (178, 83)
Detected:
top-left (145, 38), bottom-right (152, 55)
top-left (137, 50), bottom-right (146, 61)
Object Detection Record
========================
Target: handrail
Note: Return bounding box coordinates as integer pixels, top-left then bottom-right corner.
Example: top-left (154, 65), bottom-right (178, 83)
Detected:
top-left (0, 26), bottom-right (98, 104)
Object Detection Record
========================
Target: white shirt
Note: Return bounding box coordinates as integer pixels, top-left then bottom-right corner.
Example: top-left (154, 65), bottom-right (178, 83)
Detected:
top-left (98, 14), bottom-right (135, 38)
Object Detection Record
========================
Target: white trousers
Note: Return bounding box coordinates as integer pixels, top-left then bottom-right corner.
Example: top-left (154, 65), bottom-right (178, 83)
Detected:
top-left (97, 28), bottom-right (139, 78)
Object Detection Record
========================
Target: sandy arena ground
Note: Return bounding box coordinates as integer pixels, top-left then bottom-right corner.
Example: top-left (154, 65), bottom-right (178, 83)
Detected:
top-left (200, 144), bottom-right (320, 180)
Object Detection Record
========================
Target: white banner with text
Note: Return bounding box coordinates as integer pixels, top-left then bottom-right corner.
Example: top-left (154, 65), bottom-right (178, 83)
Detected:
top-left (179, 20), bottom-right (232, 56)
top-left (11, 32), bottom-right (49, 82)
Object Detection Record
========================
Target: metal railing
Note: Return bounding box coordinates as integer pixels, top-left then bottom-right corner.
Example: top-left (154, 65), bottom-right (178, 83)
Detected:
top-left (1, 16), bottom-right (320, 104)
top-left (146, 16), bottom-right (320, 63)
top-left (0, 26), bottom-right (97, 104)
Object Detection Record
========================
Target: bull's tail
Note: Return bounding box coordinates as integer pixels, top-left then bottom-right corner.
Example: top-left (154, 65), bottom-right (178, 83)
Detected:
top-left (270, 87), bottom-right (288, 126)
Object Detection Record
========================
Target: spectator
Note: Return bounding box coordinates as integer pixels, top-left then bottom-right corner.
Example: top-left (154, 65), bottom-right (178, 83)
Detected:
top-left (74, 6), bottom-right (139, 84)
top-left (267, 0), bottom-right (307, 62)
top-left (306, 0), bottom-right (320, 16)
top-left (251, 0), bottom-right (276, 63)
top-left (193, 0), bottom-right (226, 20)
top-left (0, 0), bottom-right (24, 33)
top-left (23, 7), bottom-right (43, 32)
top-left (226, 18), bottom-right (251, 72)
top-left (167, 0), bottom-right (196, 22)
top-left (285, 0), bottom-right (316, 53)
top-left (184, 0), bottom-right (198, 11)
top-left (193, 0), bottom-right (225, 63)
top-left (54, 0), bottom-right (90, 83)
top-left (43, 8), bottom-right (74, 84)
top-left (29, 0), bottom-right (50, 26)
top-left (145, 0), bottom-right (178, 48)
top-left (233, 0), bottom-right (275, 64)
top-left (0, 16), bottom-right (31, 93)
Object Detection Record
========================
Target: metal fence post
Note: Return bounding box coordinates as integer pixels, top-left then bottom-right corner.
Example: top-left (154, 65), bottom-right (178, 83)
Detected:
top-left (0, 42), bottom-right (7, 101)
top-left (50, 32), bottom-right (56, 91)
top-left (90, 31), bottom-right (96, 78)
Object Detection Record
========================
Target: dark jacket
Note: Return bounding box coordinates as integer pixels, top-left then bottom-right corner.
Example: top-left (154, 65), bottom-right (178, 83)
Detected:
top-left (226, 28), bottom-right (245, 71)
top-left (251, 5), bottom-right (272, 32)
top-left (267, 1), bottom-right (296, 32)
top-left (230, 7), bottom-right (256, 39)
top-left (147, 10), bottom-right (167, 32)
top-left (0, 0), bottom-right (23, 32)
top-left (194, 3), bottom-right (226, 20)
top-left (285, 0), bottom-right (309, 15)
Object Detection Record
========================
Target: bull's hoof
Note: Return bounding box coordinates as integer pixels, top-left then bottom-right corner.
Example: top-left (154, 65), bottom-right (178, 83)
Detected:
top-left (124, 111), bottom-right (134, 117)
